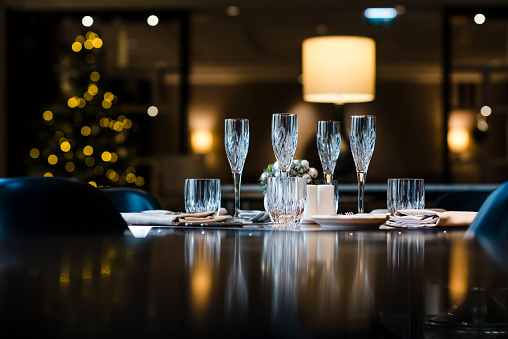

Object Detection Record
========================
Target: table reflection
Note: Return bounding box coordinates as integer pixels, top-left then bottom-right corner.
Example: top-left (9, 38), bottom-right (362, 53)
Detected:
top-left (0, 228), bottom-right (507, 337)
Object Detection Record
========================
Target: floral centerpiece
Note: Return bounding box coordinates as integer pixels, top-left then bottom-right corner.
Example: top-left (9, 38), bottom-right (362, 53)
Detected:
top-left (259, 159), bottom-right (318, 194)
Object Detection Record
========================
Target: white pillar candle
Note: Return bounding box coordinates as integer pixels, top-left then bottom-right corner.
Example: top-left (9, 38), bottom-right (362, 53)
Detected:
top-left (303, 185), bottom-right (318, 219)
top-left (317, 185), bottom-right (336, 215)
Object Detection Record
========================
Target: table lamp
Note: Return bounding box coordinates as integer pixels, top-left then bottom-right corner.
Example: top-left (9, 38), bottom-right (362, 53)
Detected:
top-left (302, 35), bottom-right (376, 119)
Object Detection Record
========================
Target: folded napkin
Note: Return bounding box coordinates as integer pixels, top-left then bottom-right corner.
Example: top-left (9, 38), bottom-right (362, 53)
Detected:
top-left (383, 209), bottom-right (477, 228)
top-left (121, 210), bottom-right (232, 226)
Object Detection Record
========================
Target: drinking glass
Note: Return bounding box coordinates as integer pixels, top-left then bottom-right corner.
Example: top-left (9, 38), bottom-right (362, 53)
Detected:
top-left (225, 119), bottom-right (250, 220)
top-left (184, 179), bottom-right (221, 216)
top-left (387, 178), bottom-right (425, 214)
top-left (272, 113), bottom-right (298, 177)
top-left (266, 177), bottom-right (307, 230)
top-left (350, 115), bottom-right (376, 213)
top-left (316, 120), bottom-right (341, 185)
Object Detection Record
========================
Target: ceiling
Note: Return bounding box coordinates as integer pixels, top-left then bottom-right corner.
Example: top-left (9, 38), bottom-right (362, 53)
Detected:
top-left (6, 0), bottom-right (508, 84)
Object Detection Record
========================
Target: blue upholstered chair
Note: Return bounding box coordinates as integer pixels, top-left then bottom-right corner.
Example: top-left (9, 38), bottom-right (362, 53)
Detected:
top-left (432, 190), bottom-right (493, 212)
top-left (468, 182), bottom-right (508, 240)
top-left (100, 187), bottom-right (162, 213)
top-left (0, 177), bottom-right (127, 234)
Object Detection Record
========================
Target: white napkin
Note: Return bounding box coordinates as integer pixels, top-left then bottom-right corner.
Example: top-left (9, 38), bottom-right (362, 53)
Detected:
top-left (383, 209), bottom-right (477, 228)
top-left (121, 210), bottom-right (232, 226)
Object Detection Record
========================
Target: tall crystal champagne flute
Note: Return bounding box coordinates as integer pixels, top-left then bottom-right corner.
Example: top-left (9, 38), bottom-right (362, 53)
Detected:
top-left (349, 115), bottom-right (376, 213)
top-left (225, 118), bottom-right (249, 220)
top-left (271, 113), bottom-right (298, 177)
top-left (317, 120), bottom-right (341, 185)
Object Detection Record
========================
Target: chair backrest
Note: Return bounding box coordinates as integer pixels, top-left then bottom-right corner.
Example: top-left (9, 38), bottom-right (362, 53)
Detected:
top-left (0, 177), bottom-right (127, 235)
top-left (468, 181), bottom-right (508, 240)
top-left (432, 190), bottom-right (493, 212)
top-left (99, 187), bottom-right (162, 213)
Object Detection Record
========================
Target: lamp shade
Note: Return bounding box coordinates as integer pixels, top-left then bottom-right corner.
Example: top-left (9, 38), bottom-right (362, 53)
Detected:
top-left (302, 36), bottom-right (376, 104)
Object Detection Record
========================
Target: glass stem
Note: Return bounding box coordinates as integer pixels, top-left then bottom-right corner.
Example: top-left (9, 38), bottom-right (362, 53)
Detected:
top-left (233, 172), bottom-right (242, 218)
top-left (357, 171), bottom-right (366, 213)
top-left (280, 170), bottom-right (287, 178)
top-left (325, 173), bottom-right (332, 185)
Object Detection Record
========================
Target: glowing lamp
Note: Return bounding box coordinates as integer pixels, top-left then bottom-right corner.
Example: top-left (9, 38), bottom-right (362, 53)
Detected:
top-left (302, 36), bottom-right (376, 104)
top-left (191, 129), bottom-right (214, 154)
top-left (448, 128), bottom-right (470, 153)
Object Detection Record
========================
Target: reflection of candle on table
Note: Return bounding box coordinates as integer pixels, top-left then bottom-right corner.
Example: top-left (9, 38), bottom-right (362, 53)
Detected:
top-left (317, 185), bottom-right (336, 215)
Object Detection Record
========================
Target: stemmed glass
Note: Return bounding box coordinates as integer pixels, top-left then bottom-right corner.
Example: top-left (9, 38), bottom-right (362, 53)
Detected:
top-left (271, 113), bottom-right (298, 177)
top-left (349, 115), bottom-right (376, 213)
top-left (225, 118), bottom-right (249, 220)
top-left (316, 120), bottom-right (341, 185)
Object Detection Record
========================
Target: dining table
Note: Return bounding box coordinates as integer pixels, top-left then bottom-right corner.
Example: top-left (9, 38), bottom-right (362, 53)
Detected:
top-left (1, 222), bottom-right (507, 338)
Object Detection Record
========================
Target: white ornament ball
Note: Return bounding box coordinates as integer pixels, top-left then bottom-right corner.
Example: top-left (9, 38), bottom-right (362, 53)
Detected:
top-left (308, 167), bottom-right (318, 178)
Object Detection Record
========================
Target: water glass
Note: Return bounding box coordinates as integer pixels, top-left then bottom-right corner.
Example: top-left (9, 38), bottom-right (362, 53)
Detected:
top-left (184, 179), bottom-right (221, 216)
top-left (266, 177), bottom-right (307, 230)
top-left (387, 178), bottom-right (425, 214)
top-left (272, 113), bottom-right (298, 177)
top-left (316, 121), bottom-right (341, 185)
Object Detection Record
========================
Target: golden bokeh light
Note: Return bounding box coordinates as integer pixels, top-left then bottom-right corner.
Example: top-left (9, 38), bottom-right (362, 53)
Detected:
top-left (84, 39), bottom-right (94, 50)
top-left (115, 133), bottom-right (125, 143)
top-left (81, 126), bottom-right (91, 136)
top-left (83, 145), bottom-right (94, 156)
top-left (135, 176), bottom-right (145, 186)
top-left (85, 157), bottom-right (95, 167)
top-left (102, 100), bottom-right (112, 109)
top-left (110, 152), bottom-right (118, 162)
top-left (43, 110), bottom-right (53, 121)
top-left (48, 154), bottom-right (58, 165)
top-left (104, 92), bottom-right (114, 102)
top-left (101, 151), bottom-right (112, 162)
top-left (65, 162), bottom-right (75, 172)
top-left (88, 84), bottom-right (99, 96)
top-left (76, 148), bottom-right (85, 159)
top-left (84, 91), bottom-right (93, 101)
top-left (68, 97), bottom-right (79, 108)
top-left (92, 37), bottom-right (103, 48)
top-left (30, 148), bottom-right (40, 159)
top-left (88, 181), bottom-right (97, 188)
top-left (100, 117), bottom-right (110, 128)
top-left (126, 173), bottom-right (136, 183)
top-left (72, 42), bottom-right (82, 52)
top-left (90, 71), bottom-right (100, 82)
top-left (75, 35), bottom-right (85, 43)
top-left (77, 97), bottom-right (86, 108)
top-left (123, 119), bottom-right (133, 129)
top-left (86, 31), bottom-right (97, 40)
top-left (191, 129), bottom-right (214, 154)
top-left (60, 141), bottom-right (71, 152)
top-left (117, 115), bottom-right (126, 122)
top-left (113, 121), bottom-right (123, 131)
top-left (43, 172), bottom-right (53, 177)
top-left (448, 128), bottom-right (470, 153)
top-left (126, 167), bottom-right (136, 174)
top-left (54, 131), bottom-right (64, 141)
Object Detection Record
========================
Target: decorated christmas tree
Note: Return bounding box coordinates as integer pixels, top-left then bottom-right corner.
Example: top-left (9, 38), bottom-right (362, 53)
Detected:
top-left (28, 30), bottom-right (144, 188)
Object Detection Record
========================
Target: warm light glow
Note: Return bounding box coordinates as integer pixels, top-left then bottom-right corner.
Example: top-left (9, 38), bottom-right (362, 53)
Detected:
top-left (75, 35), bottom-right (85, 43)
top-left (104, 92), bottom-right (114, 102)
top-left (43, 110), bottom-right (53, 121)
top-left (88, 84), bottom-right (98, 96)
top-left (123, 119), bottom-right (133, 129)
top-left (147, 15), bottom-right (159, 26)
top-left (72, 42), bottom-right (82, 52)
top-left (82, 16), bottom-right (94, 27)
top-left (102, 151), bottom-right (112, 162)
top-left (60, 141), bottom-right (71, 152)
top-left (88, 181), bottom-right (97, 187)
top-left (81, 126), bottom-right (91, 136)
top-left (226, 6), bottom-right (241, 16)
top-left (480, 105), bottom-right (492, 117)
top-left (83, 145), bottom-right (94, 156)
top-left (147, 106), bottom-right (159, 117)
top-left (135, 176), bottom-right (145, 186)
top-left (30, 148), bottom-right (40, 158)
top-left (102, 100), bottom-right (112, 109)
top-left (448, 128), bottom-right (470, 153)
top-left (92, 38), bottom-right (103, 48)
top-left (90, 71), bottom-right (100, 82)
top-left (191, 129), bottom-right (214, 154)
top-left (65, 162), bottom-right (75, 172)
top-left (126, 173), bottom-right (136, 183)
top-left (477, 119), bottom-right (488, 131)
top-left (77, 97), bottom-right (86, 108)
top-left (48, 154), bottom-right (58, 165)
top-left (474, 13), bottom-right (486, 24)
top-left (43, 172), bottom-right (53, 177)
top-left (115, 133), bottom-right (125, 143)
top-left (84, 39), bottom-right (94, 50)
top-left (68, 97), bottom-right (78, 108)
top-left (302, 36), bottom-right (376, 104)
top-left (449, 237), bottom-right (468, 304)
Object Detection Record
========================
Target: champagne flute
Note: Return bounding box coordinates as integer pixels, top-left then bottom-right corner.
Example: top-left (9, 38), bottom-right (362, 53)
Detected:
top-left (316, 120), bottom-right (341, 185)
top-left (271, 113), bottom-right (298, 177)
top-left (349, 115), bottom-right (376, 213)
top-left (225, 118), bottom-right (249, 220)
